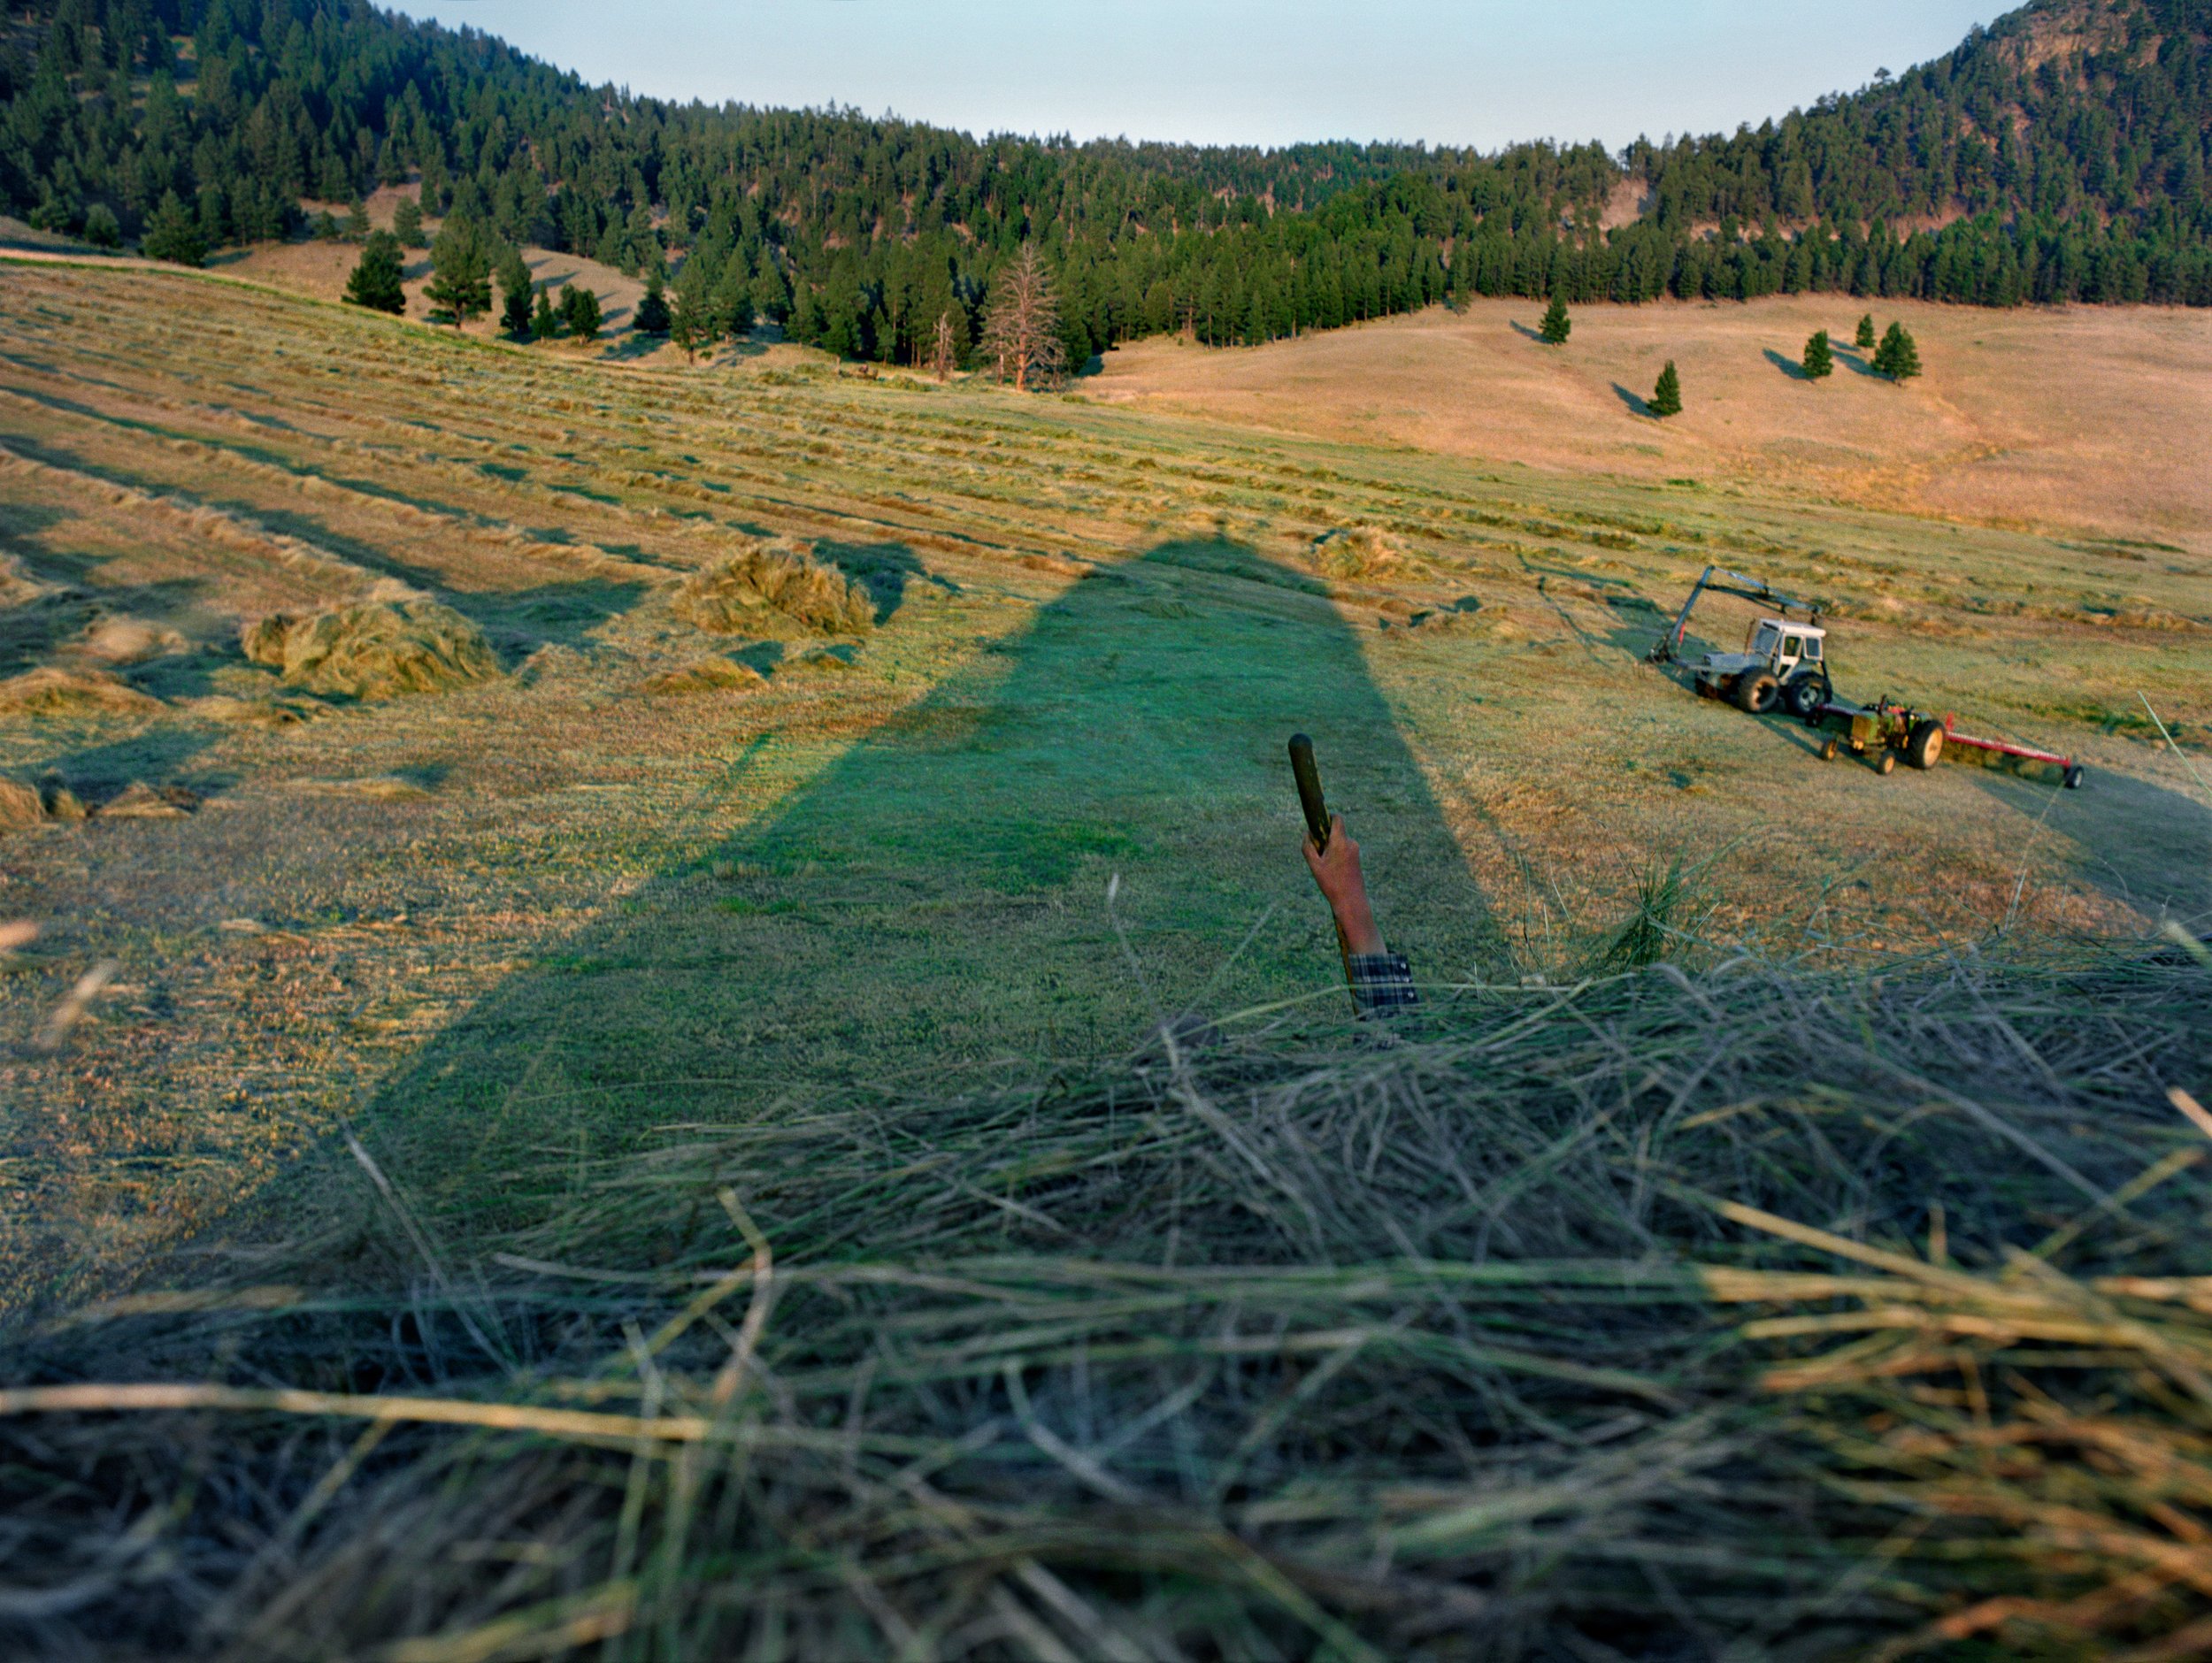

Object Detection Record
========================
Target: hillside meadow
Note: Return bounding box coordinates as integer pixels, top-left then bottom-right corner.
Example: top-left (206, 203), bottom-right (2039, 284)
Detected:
top-left (1, 255), bottom-right (2207, 1309)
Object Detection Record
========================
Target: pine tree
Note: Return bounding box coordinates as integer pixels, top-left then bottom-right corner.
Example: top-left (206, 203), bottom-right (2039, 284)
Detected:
top-left (344, 198), bottom-right (372, 241)
top-left (668, 259), bottom-right (713, 363)
top-left (710, 261), bottom-right (752, 340)
top-left (1855, 313), bottom-right (1877, 349)
top-left (978, 243), bottom-right (1066, 392)
top-left (81, 203), bottom-right (119, 249)
top-left (497, 248), bottom-right (534, 338)
top-left (393, 196), bottom-right (425, 248)
top-left (1801, 328), bottom-right (1833, 379)
top-left (532, 285), bottom-right (562, 340)
top-left (140, 191), bottom-right (205, 266)
top-left (633, 272), bottom-right (672, 336)
top-left (424, 216), bottom-right (491, 326)
top-left (1539, 292), bottom-right (1571, 344)
top-left (562, 285), bottom-right (603, 342)
top-left (343, 230), bottom-right (408, 314)
top-left (1649, 359), bottom-right (1684, 418)
top-left (1872, 321), bottom-right (1922, 381)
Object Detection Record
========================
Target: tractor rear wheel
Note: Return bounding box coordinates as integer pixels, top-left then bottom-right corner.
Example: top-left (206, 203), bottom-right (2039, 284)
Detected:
top-left (1904, 719), bottom-right (1946, 770)
top-left (1735, 672), bottom-right (1779, 714)
top-left (1875, 749), bottom-right (1898, 777)
top-left (1785, 672), bottom-right (1828, 720)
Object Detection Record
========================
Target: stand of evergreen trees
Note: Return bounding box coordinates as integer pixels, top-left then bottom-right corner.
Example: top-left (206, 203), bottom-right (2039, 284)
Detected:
top-left (4, 0), bottom-right (2207, 372)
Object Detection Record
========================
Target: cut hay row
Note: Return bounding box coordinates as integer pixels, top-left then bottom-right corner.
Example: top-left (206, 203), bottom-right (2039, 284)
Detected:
top-left (2, 946), bottom-right (2205, 1659)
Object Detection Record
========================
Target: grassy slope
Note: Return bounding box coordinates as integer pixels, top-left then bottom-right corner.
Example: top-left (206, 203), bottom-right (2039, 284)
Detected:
top-left (0, 259), bottom-right (2208, 1312)
top-left (1092, 295), bottom-right (2212, 559)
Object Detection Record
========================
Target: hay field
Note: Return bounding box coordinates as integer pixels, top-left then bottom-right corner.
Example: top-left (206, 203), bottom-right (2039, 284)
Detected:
top-left (1092, 295), bottom-right (2212, 557)
top-left (0, 257), bottom-right (2207, 1316)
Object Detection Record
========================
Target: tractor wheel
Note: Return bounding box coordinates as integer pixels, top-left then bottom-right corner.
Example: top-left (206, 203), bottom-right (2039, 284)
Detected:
top-left (2064, 765), bottom-right (2085, 790)
top-left (1785, 673), bottom-right (1828, 720)
top-left (1819, 737), bottom-right (1839, 763)
top-left (1735, 672), bottom-right (1779, 715)
top-left (1904, 719), bottom-right (1946, 770)
top-left (1875, 749), bottom-right (1898, 777)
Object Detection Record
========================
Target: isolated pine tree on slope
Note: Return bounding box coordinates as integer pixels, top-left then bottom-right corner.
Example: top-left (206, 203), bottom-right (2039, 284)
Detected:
top-left (140, 191), bottom-right (204, 266)
top-left (1855, 313), bottom-right (1877, 349)
top-left (1539, 293), bottom-right (1571, 344)
top-left (425, 217), bottom-right (491, 325)
top-left (1802, 329), bottom-right (1833, 379)
top-left (1873, 321), bottom-right (1922, 381)
top-left (634, 272), bottom-right (672, 336)
top-left (344, 231), bottom-right (407, 313)
top-left (1649, 360), bottom-right (1683, 418)
top-left (497, 249), bottom-right (534, 338)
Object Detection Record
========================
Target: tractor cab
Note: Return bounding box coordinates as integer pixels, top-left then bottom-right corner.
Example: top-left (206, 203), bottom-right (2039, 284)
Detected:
top-left (1746, 618), bottom-right (1825, 677)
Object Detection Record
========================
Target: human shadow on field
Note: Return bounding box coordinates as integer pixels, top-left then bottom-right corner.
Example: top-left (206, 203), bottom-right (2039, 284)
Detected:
top-left (1763, 349), bottom-right (1813, 382)
top-left (329, 537), bottom-right (1506, 1233)
top-left (1970, 766), bottom-right (2212, 926)
top-left (811, 540), bottom-right (953, 626)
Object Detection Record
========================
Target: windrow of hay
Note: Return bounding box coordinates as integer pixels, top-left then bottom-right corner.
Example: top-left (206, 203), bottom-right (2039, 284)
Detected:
top-left (240, 599), bottom-right (501, 699)
top-left (672, 538), bottom-right (876, 637)
top-left (0, 665), bottom-right (163, 717)
top-left (2, 946), bottom-right (2207, 1659)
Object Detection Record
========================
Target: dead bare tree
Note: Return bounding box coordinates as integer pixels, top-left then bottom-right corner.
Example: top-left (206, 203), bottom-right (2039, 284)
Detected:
top-left (978, 243), bottom-right (1066, 392)
top-left (930, 310), bottom-right (956, 382)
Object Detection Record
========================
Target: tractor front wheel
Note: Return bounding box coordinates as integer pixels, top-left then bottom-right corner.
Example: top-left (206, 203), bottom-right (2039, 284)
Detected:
top-left (1875, 749), bottom-right (1898, 777)
top-left (1819, 737), bottom-right (1839, 763)
top-left (1904, 719), bottom-right (1946, 770)
top-left (1735, 673), bottom-right (1779, 715)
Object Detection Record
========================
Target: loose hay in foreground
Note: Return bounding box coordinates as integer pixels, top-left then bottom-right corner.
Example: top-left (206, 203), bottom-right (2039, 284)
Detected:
top-left (673, 538), bottom-right (877, 636)
top-left (1310, 524), bottom-right (1403, 580)
top-left (240, 599), bottom-right (501, 699)
top-left (2, 946), bottom-right (2207, 1660)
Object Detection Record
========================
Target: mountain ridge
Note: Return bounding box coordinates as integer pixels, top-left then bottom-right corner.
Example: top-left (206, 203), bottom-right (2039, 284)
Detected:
top-left (2, 0), bottom-right (2206, 369)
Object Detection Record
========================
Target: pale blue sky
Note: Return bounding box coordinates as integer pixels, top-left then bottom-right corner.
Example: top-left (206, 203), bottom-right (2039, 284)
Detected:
top-left (388, 2), bottom-right (2007, 152)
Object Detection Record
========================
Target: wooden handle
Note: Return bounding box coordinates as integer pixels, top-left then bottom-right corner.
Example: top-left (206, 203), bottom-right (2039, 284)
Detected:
top-left (1288, 733), bottom-right (1330, 851)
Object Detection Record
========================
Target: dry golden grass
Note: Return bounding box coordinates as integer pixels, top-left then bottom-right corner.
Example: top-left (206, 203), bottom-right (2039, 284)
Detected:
top-left (1092, 296), bottom-right (2212, 557)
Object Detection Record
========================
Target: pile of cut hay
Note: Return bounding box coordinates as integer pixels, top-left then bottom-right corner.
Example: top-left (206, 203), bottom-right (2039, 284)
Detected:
top-left (0, 778), bottom-right (43, 831)
top-left (673, 538), bottom-right (876, 636)
top-left (0, 665), bottom-right (164, 717)
top-left (240, 599), bottom-right (500, 699)
top-left (3, 943), bottom-right (2208, 1659)
top-left (641, 657), bottom-right (767, 696)
top-left (73, 617), bottom-right (189, 665)
top-left (1310, 524), bottom-right (1403, 580)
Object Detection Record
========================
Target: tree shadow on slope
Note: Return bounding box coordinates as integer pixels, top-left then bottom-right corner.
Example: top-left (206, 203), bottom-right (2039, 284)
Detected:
top-left (334, 537), bottom-right (1505, 1237)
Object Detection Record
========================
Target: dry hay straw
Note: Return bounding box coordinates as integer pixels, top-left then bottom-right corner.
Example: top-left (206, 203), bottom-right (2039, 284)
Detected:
top-left (0, 665), bottom-right (164, 717)
top-left (641, 657), bottom-right (767, 696)
top-left (0, 777), bottom-right (45, 832)
top-left (95, 781), bottom-right (200, 821)
top-left (240, 598), bottom-right (500, 699)
top-left (2, 941), bottom-right (2208, 1659)
top-left (1310, 524), bottom-right (1403, 580)
top-left (73, 616), bottom-right (190, 666)
top-left (672, 538), bottom-right (876, 637)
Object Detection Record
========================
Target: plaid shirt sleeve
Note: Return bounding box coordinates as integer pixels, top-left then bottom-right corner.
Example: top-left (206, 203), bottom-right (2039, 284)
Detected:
top-left (1345, 952), bottom-right (1418, 1018)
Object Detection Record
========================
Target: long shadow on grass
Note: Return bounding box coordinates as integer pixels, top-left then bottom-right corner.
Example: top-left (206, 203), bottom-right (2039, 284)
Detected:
top-left (342, 537), bottom-right (1506, 1231)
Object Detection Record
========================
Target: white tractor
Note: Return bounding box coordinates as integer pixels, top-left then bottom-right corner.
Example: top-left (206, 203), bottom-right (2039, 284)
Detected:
top-left (1692, 616), bottom-right (1832, 718)
top-left (1648, 566), bottom-right (1832, 719)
